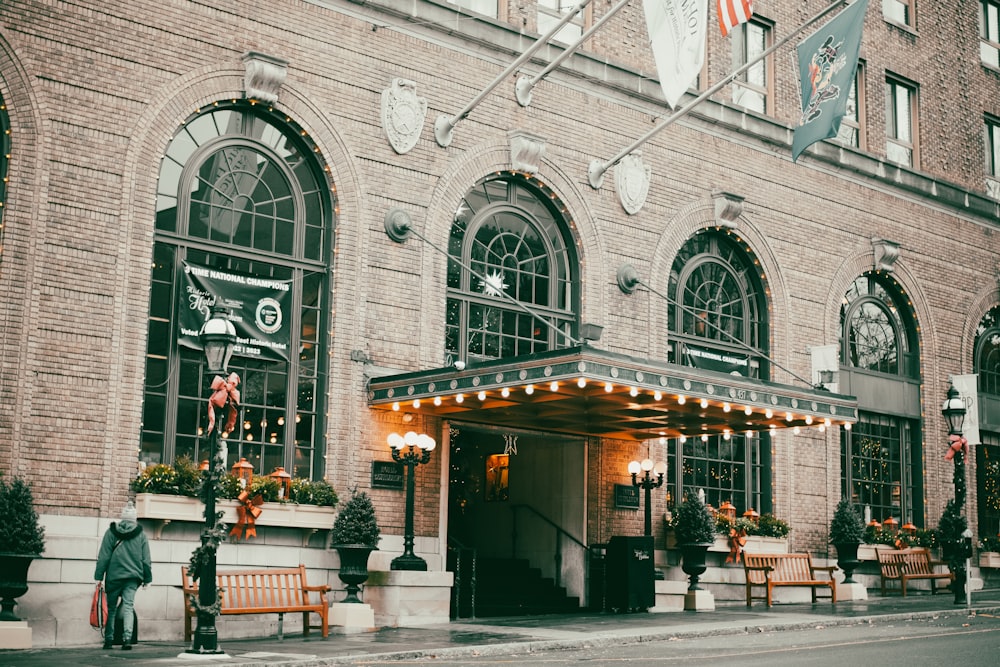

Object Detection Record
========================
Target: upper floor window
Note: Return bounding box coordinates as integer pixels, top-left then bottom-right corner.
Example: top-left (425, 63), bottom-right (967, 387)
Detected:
top-left (975, 305), bottom-right (1000, 395)
top-left (449, 0), bottom-right (499, 19)
top-left (835, 62), bottom-right (866, 149)
top-left (986, 116), bottom-right (1000, 199)
top-left (667, 230), bottom-right (769, 379)
top-left (885, 74), bottom-right (918, 168)
top-left (983, 1), bottom-right (1000, 68)
top-left (840, 273), bottom-right (918, 378)
top-left (732, 18), bottom-right (772, 115)
top-left (144, 103), bottom-right (334, 480)
top-left (883, 0), bottom-right (913, 27)
top-left (538, 0), bottom-right (588, 44)
top-left (445, 173), bottom-right (578, 364)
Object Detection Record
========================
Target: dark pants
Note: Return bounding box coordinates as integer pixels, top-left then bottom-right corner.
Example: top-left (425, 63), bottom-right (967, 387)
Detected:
top-left (103, 578), bottom-right (139, 644)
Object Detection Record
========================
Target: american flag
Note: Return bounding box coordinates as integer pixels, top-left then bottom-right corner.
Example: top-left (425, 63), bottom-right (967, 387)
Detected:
top-left (718, 0), bottom-right (754, 36)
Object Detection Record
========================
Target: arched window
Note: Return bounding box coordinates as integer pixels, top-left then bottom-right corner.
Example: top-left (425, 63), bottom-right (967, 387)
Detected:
top-left (975, 305), bottom-right (1000, 395)
top-left (445, 173), bottom-right (578, 363)
top-left (142, 103), bottom-right (334, 479)
top-left (665, 230), bottom-right (771, 515)
top-left (667, 230), bottom-right (768, 379)
top-left (840, 272), bottom-right (920, 525)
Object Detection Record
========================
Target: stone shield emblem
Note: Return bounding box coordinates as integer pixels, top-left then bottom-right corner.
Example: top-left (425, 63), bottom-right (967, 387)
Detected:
top-left (615, 152), bottom-right (651, 215)
top-left (381, 78), bottom-right (427, 155)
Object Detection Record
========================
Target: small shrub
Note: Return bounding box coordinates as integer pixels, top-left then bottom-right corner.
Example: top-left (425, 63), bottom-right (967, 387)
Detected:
top-left (330, 491), bottom-right (380, 547)
top-left (672, 494), bottom-right (716, 545)
top-left (0, 475), bottom-right (46, 555)
top-left (829, 499), bottom-right (864, 544)
top-left (290, 478), bottom-right (338, 507)
top-left (753, 513), bottom-right (790, 539)
top-left (131, 463), bottom-right (182, 495)
top-left (980, 535), bottom-right (1000, 552)
top-left (249, 476), bottom-right (281, 503)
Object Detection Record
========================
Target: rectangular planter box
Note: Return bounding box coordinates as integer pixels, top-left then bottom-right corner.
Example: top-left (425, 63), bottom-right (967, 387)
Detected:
top-left (980, 552), bottom-right (1000, 568)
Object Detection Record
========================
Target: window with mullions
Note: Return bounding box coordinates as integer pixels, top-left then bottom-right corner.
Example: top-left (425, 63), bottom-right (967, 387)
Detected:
top-left (538, 0), bottom-right (589, 44)
top-left (840, 273), bottom-right (918, 377)
top-left (667, 230), bottom-right (768, 379)
top-left (732, 18), bottom-right (772, 114)
top-left (834, 62), bottom-right (866, 149)
top-left (975, 305), bottom-right (1000, 395)
top-left (666, 433), bottom-right (767, 517)
top-left (885, 75), bottom-right (918, 168)
top-left (986, 116), bottom-right (1000, 199)
top-left (883, 0), bottom-right (914, 28)
top-left (841, 413), bottom-right (917, 525)
top-left (977, 437), bottom-right (1000, 538)
top-left (143, 103), bottom-right (333, 480)
top-left (984, 1), bottom-right (1000, 68)
top-left (445, 174), bottom-right (578, 364)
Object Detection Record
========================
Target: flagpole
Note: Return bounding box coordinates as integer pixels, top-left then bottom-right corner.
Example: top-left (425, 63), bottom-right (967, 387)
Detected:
top-left (516, 0), bottom-right (632, 107)
top-left (588, 0), bottom-right (849, 189)
top-left (435, 0), bottom-right (594, 147)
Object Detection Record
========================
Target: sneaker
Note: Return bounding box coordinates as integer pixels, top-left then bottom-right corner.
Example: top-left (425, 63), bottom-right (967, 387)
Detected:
top-left (102, 641), bottom-right (112, 650)
top-left (122, 644), bottom-right (132, 651)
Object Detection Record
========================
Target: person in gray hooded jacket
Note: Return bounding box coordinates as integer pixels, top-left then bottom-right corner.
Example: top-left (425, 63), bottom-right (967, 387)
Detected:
top-left (94, 501), bottom-right (152, 650)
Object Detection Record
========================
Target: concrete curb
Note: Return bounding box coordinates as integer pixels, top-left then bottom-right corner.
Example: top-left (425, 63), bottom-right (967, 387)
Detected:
top-left (310, 605), bottom-right (1000, 665)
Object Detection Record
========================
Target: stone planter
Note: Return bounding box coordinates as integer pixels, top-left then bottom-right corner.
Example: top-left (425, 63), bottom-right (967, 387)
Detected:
top-left (133, 493), bottom-right (336, 542)
top-left (980, 551), bottom-right (1000, 568)
top-left (833, 542), bottom-right (861, 583)
top-left (332, 545), bottom-right (377, 603)
top-left (679, 543), bottom-right (711, 591)
top-left (857, 544), bottom-right (894, 561)
top-left (0, 553), bottom-right (37, 621)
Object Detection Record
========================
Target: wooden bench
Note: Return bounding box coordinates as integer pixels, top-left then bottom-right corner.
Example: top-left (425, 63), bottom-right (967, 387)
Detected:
top-left (743, 552), bottom-right (837, 607)
top-left (181, 564), bottom-right (330, 641)
top-left (876, 547), bottom-right (953, 597)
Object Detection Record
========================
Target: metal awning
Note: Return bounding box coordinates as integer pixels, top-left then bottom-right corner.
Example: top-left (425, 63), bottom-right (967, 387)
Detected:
top-left (367, 347), bottom-right (857, 441)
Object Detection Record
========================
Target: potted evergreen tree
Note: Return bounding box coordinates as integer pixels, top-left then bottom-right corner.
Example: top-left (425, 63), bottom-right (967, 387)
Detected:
top-left (0, 475), bottom-right (46, 621)
top-left (937, 499), bottom-right (971, 603)
top-left (673, 494), bottom-right (716, 591)
top-left (329, 490), bottom-right (380, 603)
top-left (829, 498), bottom-right (864, 583)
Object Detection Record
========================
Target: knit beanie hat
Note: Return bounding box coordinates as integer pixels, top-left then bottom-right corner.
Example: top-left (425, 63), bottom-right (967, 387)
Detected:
top-left (121, 501), bottom-right (138, 523)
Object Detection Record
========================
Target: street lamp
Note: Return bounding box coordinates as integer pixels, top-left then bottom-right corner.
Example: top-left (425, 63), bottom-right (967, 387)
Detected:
top-left (187, 306), bottom-right (238, 656)
top-left (941, 382), bottom-right (970, 605)
top-left (629, 458), bottom-right (667, 537)
top-left (387, 431), bottom-right (436, 571)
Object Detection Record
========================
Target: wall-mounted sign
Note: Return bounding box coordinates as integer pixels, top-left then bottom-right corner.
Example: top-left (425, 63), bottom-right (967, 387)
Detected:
top-left (614, 483), bottom-right (640, 510)
top-left (371, 460), bottom-right (404, 490)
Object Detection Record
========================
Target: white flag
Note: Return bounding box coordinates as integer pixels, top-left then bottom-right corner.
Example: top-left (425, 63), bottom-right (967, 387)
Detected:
top-left (644, 0), bottom-right (708, 108)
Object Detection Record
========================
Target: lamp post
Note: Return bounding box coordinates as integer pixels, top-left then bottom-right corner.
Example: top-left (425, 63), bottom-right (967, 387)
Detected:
top-left (629, 458), bottom-right (666, 537)
top-left (387, 431), bottom-right (435, 571)
top-left (941, 382), bottom-right (971, 605)
top-left (188, 306), bottom-right (237, 655)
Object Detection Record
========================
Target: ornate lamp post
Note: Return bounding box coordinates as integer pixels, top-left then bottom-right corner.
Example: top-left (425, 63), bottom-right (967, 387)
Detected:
top-left (187, 306), bottom-right (238, 655)
top-left (941, 382), bottom-right (971, 604)
top-left (387, 431), bottom-right (436, 571)
top-left (628, 458), bottom-right (666, 537)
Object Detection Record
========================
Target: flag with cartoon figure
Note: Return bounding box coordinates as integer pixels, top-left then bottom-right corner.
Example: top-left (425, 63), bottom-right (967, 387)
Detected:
top-left (792, 0), bottom-right (869, 162)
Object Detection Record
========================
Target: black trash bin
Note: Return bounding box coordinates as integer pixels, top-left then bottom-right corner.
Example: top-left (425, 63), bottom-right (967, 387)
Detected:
top-left (604, 535), bottom-right (654, 612)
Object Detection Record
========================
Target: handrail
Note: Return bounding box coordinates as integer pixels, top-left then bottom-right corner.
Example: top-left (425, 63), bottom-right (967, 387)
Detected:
top-left (446, 537), bottom-right (477, 619)
top-left (511, 504), bottom-right (588, 551)
top-left (511, 503), bottom-right (589, 590)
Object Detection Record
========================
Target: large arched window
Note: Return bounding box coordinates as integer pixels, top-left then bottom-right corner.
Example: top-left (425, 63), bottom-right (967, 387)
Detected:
top-left (665, 230), bottom-right (771, 515)
top-left (445, 173), bottom-right (578, 363)
top-left (840, 272), bottom-right (921, 526)
top-left (142, 103), bottom-right (334, 479)
top-left (975, 305), bottom-right (1000, 536)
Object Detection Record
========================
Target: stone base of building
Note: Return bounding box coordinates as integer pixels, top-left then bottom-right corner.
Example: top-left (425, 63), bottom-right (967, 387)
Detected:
top-left (329, 602), bottom-right (376, 633)
top-left (684, 589), bottom-right (715, 611)
top-left (363, 570), bottom-right (453, 627)
top-left (648, 579), bottom-right (686, 612)
top-left (0, 621), bottom-right (32, 649)
top-left (836, 581), bottom-right (868, 601)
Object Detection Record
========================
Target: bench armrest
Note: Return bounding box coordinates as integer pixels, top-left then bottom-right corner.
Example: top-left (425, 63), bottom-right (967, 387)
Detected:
top-left (812, 565), bottom-right (838, 574)
top-left (303, 584), bottom-right (332, 592)
top-left (744, 565), bottom-right (774, 573)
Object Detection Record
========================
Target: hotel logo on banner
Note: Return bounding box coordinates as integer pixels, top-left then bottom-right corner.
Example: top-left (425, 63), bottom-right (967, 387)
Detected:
top-left (179, 261), bottom-right (292, 362)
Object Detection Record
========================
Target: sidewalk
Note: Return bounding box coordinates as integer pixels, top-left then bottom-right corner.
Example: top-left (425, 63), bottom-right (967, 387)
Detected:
top-left (4, 591), bottom-right (1000, 667)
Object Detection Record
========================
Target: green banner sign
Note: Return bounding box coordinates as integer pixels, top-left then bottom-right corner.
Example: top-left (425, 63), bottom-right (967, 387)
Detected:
top-left (178, 261), bottom-right (292, 362)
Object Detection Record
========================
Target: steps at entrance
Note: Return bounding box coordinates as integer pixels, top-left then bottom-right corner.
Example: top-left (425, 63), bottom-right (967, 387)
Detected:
top-left (473, 557), bottom-right (581, 616)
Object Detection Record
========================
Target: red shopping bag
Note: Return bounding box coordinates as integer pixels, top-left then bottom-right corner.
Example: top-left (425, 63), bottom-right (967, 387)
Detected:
top-left (89, 582), bottom-right (108, 630)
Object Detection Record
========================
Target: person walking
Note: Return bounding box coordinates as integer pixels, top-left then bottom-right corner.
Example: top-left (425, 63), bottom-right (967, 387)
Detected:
top-left (94, 501), bottom-right (152, 650)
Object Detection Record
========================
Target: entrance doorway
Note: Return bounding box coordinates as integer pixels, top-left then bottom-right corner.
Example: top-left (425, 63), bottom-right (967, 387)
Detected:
top-left (447, 425), bottom-right (587, 616)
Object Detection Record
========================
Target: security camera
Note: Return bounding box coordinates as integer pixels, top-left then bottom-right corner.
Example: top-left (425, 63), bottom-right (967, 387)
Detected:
top-left (454, 360), bottom-right (466, 371)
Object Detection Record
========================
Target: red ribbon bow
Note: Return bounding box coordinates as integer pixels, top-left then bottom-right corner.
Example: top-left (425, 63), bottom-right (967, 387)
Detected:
top-left (726, 528), bottom-right (748, 564)
top-left (206, 372), bottom-right (241, 435)
top-left (230, 490), bottom-right (264, 541)
top-left (944, 433), bottom-right (968, 461)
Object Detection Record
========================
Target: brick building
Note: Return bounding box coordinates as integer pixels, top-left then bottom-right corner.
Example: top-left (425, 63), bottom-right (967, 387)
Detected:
top-left (1, 0), bottom-right (999, 646)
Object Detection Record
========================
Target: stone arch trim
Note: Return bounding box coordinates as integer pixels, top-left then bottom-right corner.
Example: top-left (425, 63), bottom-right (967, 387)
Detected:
top-left (646, 197), bottom-right (792, 381)
top-left (0, 32), bottom-right (45, 476)
top-left (417, 142), bottom-right (604, 367)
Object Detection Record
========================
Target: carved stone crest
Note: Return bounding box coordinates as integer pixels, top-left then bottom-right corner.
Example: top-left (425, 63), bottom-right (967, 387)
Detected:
top-left (381, 78), bottom-right (427, 154)
top-left (242, 52), bottom-right (288, 105)
top-left (615, 153), bottom-right (650, 215)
